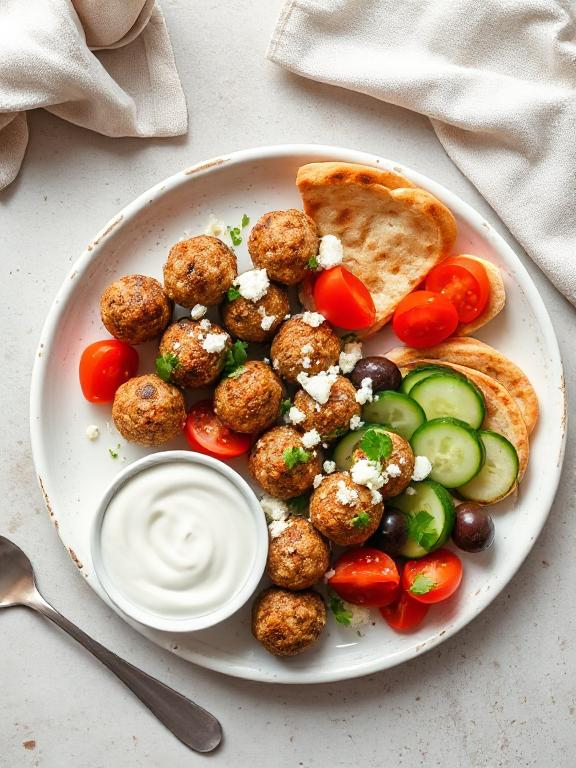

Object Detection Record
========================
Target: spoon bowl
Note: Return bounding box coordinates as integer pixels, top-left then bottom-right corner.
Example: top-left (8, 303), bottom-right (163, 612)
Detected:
top-left (0, 536), bottom-right (37, 608)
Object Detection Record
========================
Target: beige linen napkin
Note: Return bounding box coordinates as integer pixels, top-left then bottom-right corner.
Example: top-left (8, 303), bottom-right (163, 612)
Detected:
top-left (268, 0), bottom-right (576, 306)
top-left (0, 0), bottom-right (187, 191)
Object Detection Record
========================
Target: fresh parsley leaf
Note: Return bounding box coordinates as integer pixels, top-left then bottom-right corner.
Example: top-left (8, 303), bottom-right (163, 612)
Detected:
top-left (108, 444), bottom-right (121, 459)
top-left (155, 352), bottom-right (180, 382)
top-left (359, 429), bottom-right (392, 463)
top-left (283, 446), bottom-right (311, 469)
top-left (407, 510), bottom-right (438, 550)
top-left (227, 225), bottom-right (243, 246)
top-left (280, 398), bottom-right (292, 416)
top-left (241, 213), bottom-right (250, 228)
top-left (307, 255), bottom-right (318, 269)
top-left (409, 573), bottom-right (436, 596)
top-left (227, 285), bottom-right (241, 301)
top-left (223, 340), bottom-right (248, 378)
top-left (351, 511), bottom-right (371, 529)
top-left (329, 594), bottom-right (352, 626)
top-left (288, 492), bottom-right (311, 516)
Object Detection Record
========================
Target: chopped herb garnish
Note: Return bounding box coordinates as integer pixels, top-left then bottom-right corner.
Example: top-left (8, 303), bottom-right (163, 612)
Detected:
top-left (280, 397), bottom-right (292, 416)
top-left (227, 285), bottom-right (241, 301)
top-left (108, 444), bottom-right (121, 459)
top-left (241, 213), bottom-right (250, 228)
top-left (329, 594), bottom-right (353, 626)
top-left (409, 573), bottom-right (435, 596)
top-left (351, 511), bottom-right (371, 529)
top-left (283, 446), bottom-right (311, 469)
top-left (359, 429), bottom-right (392, 463)
top-left (227, 225), bottom-right (242, 246)
top-left (155, 352), bottom-right (180, 382)
top-left (307, 255), bottom-right (318, 269)
top-left (223, 340), bottom-right (248, 378)
top-left (407, 510), bottom-right (438, 550)
top-left (288, 492), bottom-right (311, 516)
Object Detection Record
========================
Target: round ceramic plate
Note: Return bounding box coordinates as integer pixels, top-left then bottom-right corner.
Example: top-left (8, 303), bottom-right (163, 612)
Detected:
top-left (30, 145), bottom-right (566, 684)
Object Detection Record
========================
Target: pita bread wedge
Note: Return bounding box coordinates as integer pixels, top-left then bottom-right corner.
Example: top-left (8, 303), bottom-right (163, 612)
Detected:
top-left (458, 255), bottom-right (506, 335)
top-left (401, 359), bottom-right (529, 486)
top-left (297, 162), bottom-right (457, 337)
top-left (386, 337), bottom-right (538, 434)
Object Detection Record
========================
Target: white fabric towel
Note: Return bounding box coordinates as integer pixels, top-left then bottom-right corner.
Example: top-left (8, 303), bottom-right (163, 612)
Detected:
top-left (0, 0), bottom-right (187, 191)
top-left (268, 0), bottom-right (576, 306)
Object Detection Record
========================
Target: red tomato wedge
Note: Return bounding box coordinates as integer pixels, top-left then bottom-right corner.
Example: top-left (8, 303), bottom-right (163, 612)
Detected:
top-left (79, 339), bottom-right (139, 403)
top-left (380, 591), bottom-right (429, 632)
top-left (402, 549), bottom-right (463, 605)
top-left (425, 256), bottom-right (490, 323)
top-left (184, 400), bottom-right (253, 459)
top-left (312, 266), bottom-right (376, 330)
top-left (328, 547), bottom-right (400, 607)
top-left (392, 290), bottom-right (459, 348)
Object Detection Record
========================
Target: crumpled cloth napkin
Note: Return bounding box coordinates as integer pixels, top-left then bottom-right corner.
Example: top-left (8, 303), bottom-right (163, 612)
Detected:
top-left (0, 0), bottom-right (187, 191)
top-left (268, 0), bottom-right (576, 306)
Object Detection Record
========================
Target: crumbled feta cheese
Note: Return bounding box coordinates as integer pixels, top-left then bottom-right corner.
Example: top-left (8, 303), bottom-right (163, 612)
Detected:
top-left (317, 234), bottom-right (344, 269)
top-left (263, 357), bottom-right (270, 365)
top-left (323, 460), bottom-right (336, 474)
top-left (260, 494), bottom-right (290, 521)
top-left (204, 214), bottom-right (226, 237)
top-left (343, 601), bottom-right (372, 628)
top-left (172, 341), bottom-right (181, 350)
top-left (301, 311), bottom-right (326, 328)
top-left (323, 568), bottom-right (336, 583)
top-left (371, 489), bottom-right (383, 504)
top-left (322, 441), bottom-right (328, 448)
top-left (412, 455), bottom-right (433, 481)
top-left (302, 356), bottom-right (311, 369)
top-left (296, 369), bottom-right (339, 405)
top-left (284, 313), bottom-right (291, 320)
top-left (405, 486), bottom-right (416, 496)
top-left (285, 406), bottom-right (306, 425)
top-left (202, 332), bottom-right (229, 353)
top-left (349, 414), bottom-right (364, 431)
top-left (301, 343), bottom-right (313, 354)
top-left (336, 480), bottom-right (359, 506)
top-left (386, 463), bottom-right (402, 478)
top-left (351, 458), bottom-right (385, 490)
top-left (85, 425), bottom-right (99, 441)
top-left (269, 519), bottom-right (292, 539)
top-left (260, 312), bottom-right (276, 331)
top-left (190, 303), bottom-right (207, 320)
top-left (328, 365), bottom-right (340, 376)
top-left (233, 269), bottom-right (269, 302)
top-left (399, 457), bottom-right (407, 465)
top-left (313, 474), bottom-right (324, 489)
top-left (355, 377), bottom-right (374, 404)
top-left (199, 318), bottom-right (211, 330)
top-left (302, 429), bottom-right (321, 449)
top-left (339, 341), bottom-right (363, 374)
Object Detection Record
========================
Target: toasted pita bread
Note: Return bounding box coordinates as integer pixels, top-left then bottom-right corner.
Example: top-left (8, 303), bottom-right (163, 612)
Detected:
top-left (297, 162), bottom-right (457, 337)
top-left (458, 255), bottom-right (506, 335)
top-left (386, 337), bottom-right (538, 434)
top-left (400, 359), bottom-right (529, 487)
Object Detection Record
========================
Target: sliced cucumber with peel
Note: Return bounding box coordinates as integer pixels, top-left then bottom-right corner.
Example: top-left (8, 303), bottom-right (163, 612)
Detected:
top-left (400, 365), bottom-right (464, 395)
top-left (410, 417), bottom-right (484, 488)
top-left (409, 373), bottom-right (485, 429)
top-left (361, 390), bottom-right (425, 440)
top-left (332, 423), bottom-right (389, 471)
top-left (394, 479), bottom-right (456, 558)
top-left (457, 430), bottom-right (519, 503)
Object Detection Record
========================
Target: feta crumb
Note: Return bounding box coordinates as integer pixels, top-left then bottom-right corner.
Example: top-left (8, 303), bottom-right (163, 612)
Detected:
top-left (386, 463), bottom-right (402, 478)
top-left (322, 441), bottom-right (328, 448)
top-left (343, 601), bottom-right (372, 628)
top-left (302, 429), bottom-right (321, 449)
top-left (199, 318), bottom-right (211, 330)
top-left (172, 341), bottom-right (181, 350)
top-left (260, 312), bottom-right (276, 331)
top-left (190, 303), bottom-right (207, 320)
top-left (269, 519), bottom-right (292, 539)
top-left (204, 214), bottom-right (226, 237)
top-left (371, 489), bottom-right (383, 504)
top-left (313, 474), bottom-right (324, 489)
top-left (202, 332), bottom-right (229, 353)
top-left (301, 311), bottom-right (326, 328)
top-left (284, 313), bottom-right (291, 320)
top-left (302, 356), bottom-right (311, 369)
top-left (233, 269), bottom-right (269, 302)
top-left (351, 458), bottom-right (385, 490)
top-left (412, 455), bottom-right (433, 481)
top-left (272, 358), bottom-right (279, 370)
top-left (339, 341), bottom-right (363, 374)
top-left (285, 406), bottom-right (306, 425)
top-left (355, 377), bottom-right (374, 404)
top-left (263, 357), bottom-right (270, 365)
top-left (296, 369), bottom-right (339, 405)
top-left (328, 365), bottom-right (340, 376)
top-left (349, 414), bottom-right (364, 431)
top-left (323, 460), bottom-right (336, 474)
top-left (317, 234), bottom-right (344, 269)
top-left (336, 480), bottom-right (359, 506)
top-left (405, 486), bottom-right (416, 496)
top-left (323, 568), bottom-right (336, 583)
top-left (301, 343), bottom-right (313, 354)
top-left (260, 494), bottom-right (290, 521)
top-left (85, 425), bottom-right (99, 441)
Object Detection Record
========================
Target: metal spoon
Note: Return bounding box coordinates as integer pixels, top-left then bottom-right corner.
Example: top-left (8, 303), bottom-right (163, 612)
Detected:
top-left (0, 536), bottom-right (222, 753)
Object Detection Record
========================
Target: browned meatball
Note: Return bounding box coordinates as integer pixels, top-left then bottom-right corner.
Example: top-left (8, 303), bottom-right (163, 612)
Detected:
top-left (214, 361), bottom-right (283, 434)
top-left (158, 318), bottom-right (231, 388)
top-left (248, 426), bottom-right (322, 499)
top-left (352, 430), bottom-right (414, 500)
top-left (266, 517), bottom-right (330, 590)
top-left (252, 587), bottom-right (326, 656)
top-left (100, 275), bottom-right (172, 345)
top-left (221, 283), bottom-right (290, 343)
top-left (293, 376), bottom-right (361, 440)
top-left (270, 315), bottom-right (340, 384)
top-left (310, 472), bottom-right (383, 546)
top-left (163, 236), bottom-right (237, 307)
top-left (248, 210), bottom-right (318, 285)
top-left (112, 374), bottom-right (185, 447)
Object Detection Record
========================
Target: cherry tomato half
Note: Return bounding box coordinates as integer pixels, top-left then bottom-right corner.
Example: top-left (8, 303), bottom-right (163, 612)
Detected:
top-left (380, 591), bottom-right (429, 632)
top-left (425, 256), bottom-right (490, 324)
top-left (392, 290), bottom-right (459, 348)
top-left (328, 547), bottom-right (400, 607)
top-left (184, 400), bottom-right (253, 459)
top-left (313, 266), bottom-right (376, 330)
top-left (79, 339), bottom-right (139, 403)
top-left (402, 549), bottom-right (463, 605)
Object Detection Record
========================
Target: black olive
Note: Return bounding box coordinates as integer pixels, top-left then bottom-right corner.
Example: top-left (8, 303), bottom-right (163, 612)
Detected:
top-left (367, 509), bottom-right (408, 555)
top-left (452, 503), bottom-right (495, 553)
top-left (350, 356), bottom-right (402, 392)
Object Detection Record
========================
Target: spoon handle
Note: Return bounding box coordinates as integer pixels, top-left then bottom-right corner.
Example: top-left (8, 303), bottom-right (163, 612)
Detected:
top-left (30, 593), bottom-right (222, 753)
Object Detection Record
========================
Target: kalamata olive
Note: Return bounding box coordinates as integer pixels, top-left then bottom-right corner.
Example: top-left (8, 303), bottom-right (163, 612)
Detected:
top-left (350, 356), bottom-right (402, 391)
top-left (452, 502), bottom-right (495, 553)
top-left (368, 509), bottom-right (408, 555)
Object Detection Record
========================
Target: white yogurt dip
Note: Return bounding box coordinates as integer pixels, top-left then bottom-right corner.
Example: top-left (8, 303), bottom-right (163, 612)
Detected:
top-left (99, 460), bottom-right (258, 620)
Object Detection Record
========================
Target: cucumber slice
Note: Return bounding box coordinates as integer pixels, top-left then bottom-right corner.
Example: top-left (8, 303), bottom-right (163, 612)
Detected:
top-left (332, 423), bottom-right (389, 471)
top-left (410, 417), bottom-right (484, 488)
top-left (400, 365), bottom-right (463, 395)
top-left (457, 430), bottom-right (519, 503)
top-left (361, 391), bottom-right (425, 440)
top-left (409, 373), bottom-right (485, 429)
top-left (394, 479), bottom-right (456, 558)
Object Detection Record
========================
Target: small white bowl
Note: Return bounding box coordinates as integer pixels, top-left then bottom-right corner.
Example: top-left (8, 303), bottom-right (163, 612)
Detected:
top-left (91, 450), bottom-right (268, 633)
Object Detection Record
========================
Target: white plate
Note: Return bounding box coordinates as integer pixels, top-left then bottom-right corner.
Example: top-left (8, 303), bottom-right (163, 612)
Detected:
top-left (30, 145), bottom-right (566, 684)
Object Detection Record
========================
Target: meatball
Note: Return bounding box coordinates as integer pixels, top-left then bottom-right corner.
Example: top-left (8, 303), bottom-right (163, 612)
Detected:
top-left (248, 426), bottom-right (322, 499)
top-left (266, 517), bottom-right (330, 590)
top-left (248, 209), bottom-right (318, 285)
top-left (214, 361), bottom-right (283, 434)
top-left (252, 587), bottom-right (326, 656)
top-left (158, 318), bottom-right (231, 388)
top-left (270, 315), bottom-right (340, 384)
top-left (221, 282), bottom-right (290, 343)
top-left (100, 275), bottom-right (172, 345)
top-left (352, 430), bottom-right (414, 499)
top-left (310, 472), bottom-right (383, 546)
top-left (112, 374), bottom-right (185, 447)
top-left (293, 376), bottom-right (361, 439)
top-left (163, 236), bottom-right (237, 307)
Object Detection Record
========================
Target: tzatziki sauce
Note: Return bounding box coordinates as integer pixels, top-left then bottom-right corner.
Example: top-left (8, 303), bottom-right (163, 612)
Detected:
top-left (99, 460), bottom-right (258, 619)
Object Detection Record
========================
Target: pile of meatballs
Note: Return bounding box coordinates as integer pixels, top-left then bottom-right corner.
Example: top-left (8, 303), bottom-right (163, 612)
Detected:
top-left (99, 208), bottom-right (415, 658)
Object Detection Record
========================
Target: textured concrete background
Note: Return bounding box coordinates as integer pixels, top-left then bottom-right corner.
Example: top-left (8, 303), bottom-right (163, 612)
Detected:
top-left (1, 1), bottom-right (574, 766)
